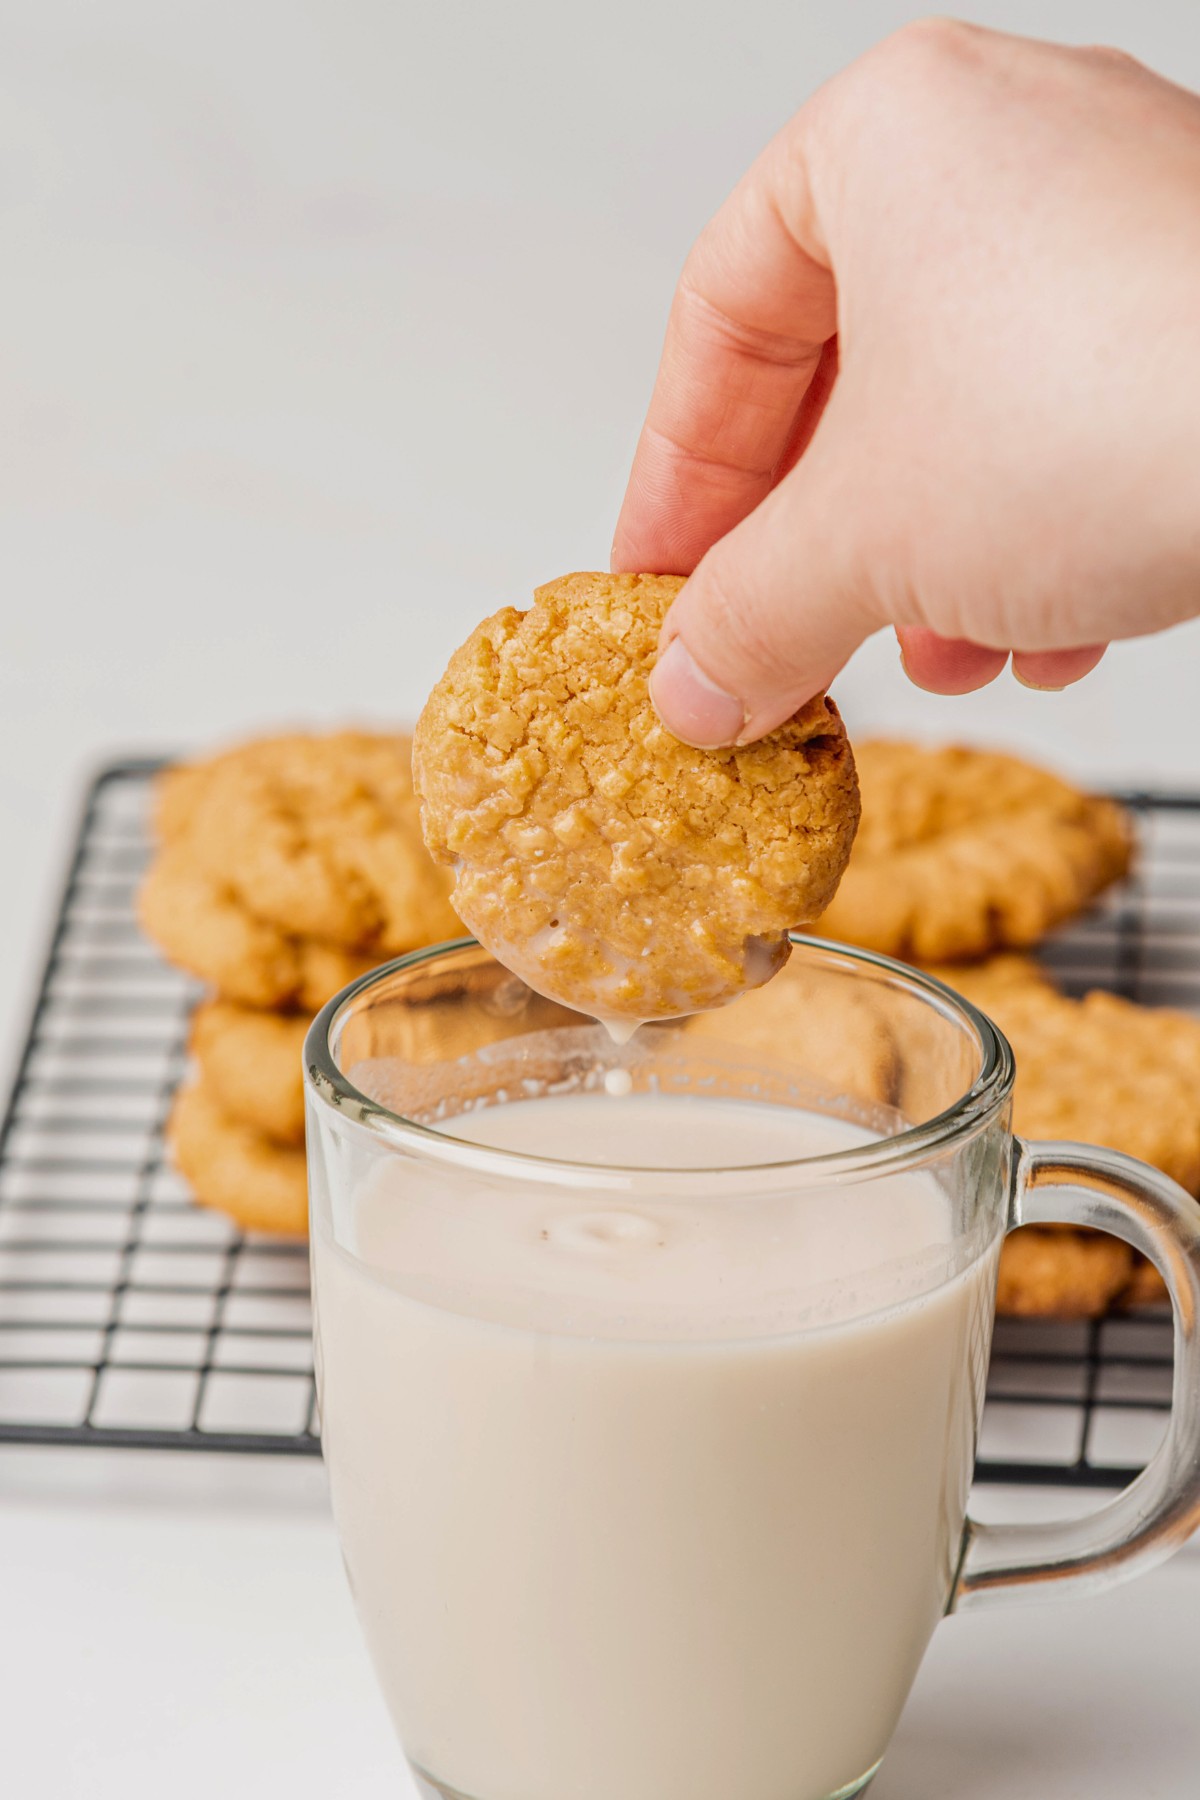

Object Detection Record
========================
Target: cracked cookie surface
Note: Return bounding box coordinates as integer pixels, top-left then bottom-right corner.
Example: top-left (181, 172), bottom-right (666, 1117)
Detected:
top-left (413, 572), bottom-right (859, 1025)
top-left (818, 742), bottom-right (1132, 960)
top-left (163, 731), bottom-right (459, 953)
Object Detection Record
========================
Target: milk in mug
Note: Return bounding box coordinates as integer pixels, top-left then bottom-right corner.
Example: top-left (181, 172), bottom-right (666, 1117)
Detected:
top-left (312, 1093), bottom-right (1000, 1800)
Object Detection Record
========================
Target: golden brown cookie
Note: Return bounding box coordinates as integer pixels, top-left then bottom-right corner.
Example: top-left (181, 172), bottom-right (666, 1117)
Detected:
top-left (413, 572), bottom-right (859, 1026)
top-left (971, 979), bottom-right (1200, 1200)
top-left (926, 960), bottom-right (1198, 1316)
top-left (995, 1227), bottom-right (1134, 1319)
top-left (997, 982), bottom-right (1200, 1315)
top-left (190, 1002), bottom-right (308, 1146)
top-left (686, 954), bottom-right (900, 1111)
top-left (163, 731), bottom-right (459, 954)
top-left (167, 1080), bottom-right (308, 1236)
top-left (690, 953), bottom-right (1144, 1319)
top-left (887, 955), bottom-right (1054, 1129)
top-left (715, 950), bottom-right (1186, 1318)
top-left (922, 953), bottom-right (1057, 1012)
top-left (154, 734), bottom-right (283, 841)
top-left (140, 848), bottom-right (376, 1010)
top-left (1121, 1257), bottom-right (1168, 1310)
top-left (817, 742), bottom-right (1132, 961)
top-left (154, 759), bottom-right (213, 842)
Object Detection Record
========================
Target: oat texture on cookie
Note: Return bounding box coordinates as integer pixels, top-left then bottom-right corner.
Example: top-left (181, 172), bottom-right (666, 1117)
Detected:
top-left (413, 572), bottom-right (859, 1024)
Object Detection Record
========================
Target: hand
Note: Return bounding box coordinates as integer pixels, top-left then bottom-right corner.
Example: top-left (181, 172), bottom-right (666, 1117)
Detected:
top-left (613, 21), bottom-right (1200, 746)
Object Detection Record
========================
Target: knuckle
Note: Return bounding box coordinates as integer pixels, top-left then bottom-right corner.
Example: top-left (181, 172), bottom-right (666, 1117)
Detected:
top-left (876, 16), bottom-right (983, 78)
top-left (824, 18), bottom-right (986, 153)
top-left (1080, 43), bottom-right (1145, 76)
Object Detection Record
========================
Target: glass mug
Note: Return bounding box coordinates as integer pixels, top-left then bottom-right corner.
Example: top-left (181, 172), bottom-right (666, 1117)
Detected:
top-left (305, 938), bottom-right (1200, 1800)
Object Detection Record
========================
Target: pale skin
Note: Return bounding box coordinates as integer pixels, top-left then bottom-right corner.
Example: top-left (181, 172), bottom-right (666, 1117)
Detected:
top-left (613, 21), bottom-right (1200, 747)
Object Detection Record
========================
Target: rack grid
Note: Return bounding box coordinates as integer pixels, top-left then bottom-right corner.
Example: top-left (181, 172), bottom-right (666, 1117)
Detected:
top-left (0, 763), bottom-right (1192, 1484)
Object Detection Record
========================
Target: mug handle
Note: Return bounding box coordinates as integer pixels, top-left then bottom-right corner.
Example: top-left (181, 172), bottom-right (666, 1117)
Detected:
top-left (951, 1138), bottom-right (1200, 1614)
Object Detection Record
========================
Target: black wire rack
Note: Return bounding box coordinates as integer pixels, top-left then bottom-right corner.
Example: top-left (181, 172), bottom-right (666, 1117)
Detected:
top-left (0, 761), bottom-right (317, 1457)
top-left (0, 764), bottom-right (1193, 1482)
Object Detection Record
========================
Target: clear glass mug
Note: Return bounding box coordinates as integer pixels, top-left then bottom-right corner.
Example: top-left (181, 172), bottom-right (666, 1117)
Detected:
top-left (305, 938), bottom-right (1200, 1800)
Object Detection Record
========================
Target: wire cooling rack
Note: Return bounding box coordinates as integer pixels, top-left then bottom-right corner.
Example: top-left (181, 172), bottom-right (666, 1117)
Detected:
top-left (0, 764), bottom-right (1193, 1482)
top-left (0, 761), bottom-right (316, 1456)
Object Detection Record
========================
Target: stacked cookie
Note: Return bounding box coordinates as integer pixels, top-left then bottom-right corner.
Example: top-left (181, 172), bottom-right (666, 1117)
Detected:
top-left (932, 957), bottom-right (1200, 1316)
top-left (139, 731), bottom-right (459, 1236)
top-left (809, 741), bottom-right (1195, 1316)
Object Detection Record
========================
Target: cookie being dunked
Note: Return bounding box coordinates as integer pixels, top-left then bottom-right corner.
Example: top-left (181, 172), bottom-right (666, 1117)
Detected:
top-left (413, 573), bottom-right (859, 1029)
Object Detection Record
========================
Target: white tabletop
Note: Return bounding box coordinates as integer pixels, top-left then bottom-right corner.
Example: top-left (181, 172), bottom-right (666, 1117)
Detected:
top-left (1, 1450), bottom-right (1196, 1799)
top-left (3, 1), bottom-right (1200, 1793)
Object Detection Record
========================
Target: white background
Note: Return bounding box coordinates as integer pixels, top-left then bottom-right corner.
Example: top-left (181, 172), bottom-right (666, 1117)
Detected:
top-left (2, 1), bottom-right (1199, 1794)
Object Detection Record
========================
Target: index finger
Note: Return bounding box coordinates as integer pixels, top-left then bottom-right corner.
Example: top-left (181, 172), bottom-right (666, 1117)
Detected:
top-left (612, 121), bottom-right (838, 577)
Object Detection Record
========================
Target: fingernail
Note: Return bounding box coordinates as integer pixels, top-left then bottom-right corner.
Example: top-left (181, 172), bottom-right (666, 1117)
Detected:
top-left (1012, 669), bottom-right (1067, 693)
top-left (650, 637), bottom-right (746, 748)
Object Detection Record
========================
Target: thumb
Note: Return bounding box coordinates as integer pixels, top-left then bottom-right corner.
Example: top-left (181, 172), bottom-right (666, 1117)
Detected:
top-left (649, 450), bottom-right (883, 746)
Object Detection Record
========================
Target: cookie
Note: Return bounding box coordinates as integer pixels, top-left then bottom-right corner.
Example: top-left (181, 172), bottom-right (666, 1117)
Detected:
top-left (163, 731), bottom-right (459, 954)
top-left (968, 977), bottom-right (1200, 1200)
top-left (997, 981), bottom-right (1198, 1315)
top-left (1121, 1257), bottom-right (1168, 1310)
top-left (923, 953), bottom-right (1057, 1012)
top-left (140, 847), bottom-right (376, 1010)
top-left (167, 1080), bottom-right (308, 1236)
top-left (686, 954), bottom-right (900, 1110)
top-left (994, 1226), bottom-right (1134, 1319)
top-left (189, 979), bottom-right (578, 1146)
top-left (190, 1001), bottom-right (308, 1146)
top-left (689, 953), bottom-right (1146, 1317)
top-left (929, 960), bottom-right (1196, 1315)
top-left (154, 759), bottom-right (213, 842)
top-left (413, 572), bottom-right (859, 1026)
top-left (705, 951), bottom-right (1181, 1317)
top-left (817, 742), bottom-right (1132, 961)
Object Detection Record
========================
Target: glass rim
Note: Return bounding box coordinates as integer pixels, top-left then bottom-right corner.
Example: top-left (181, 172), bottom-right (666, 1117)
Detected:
top-left (302, 935), bottom-right (1015, 1189)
